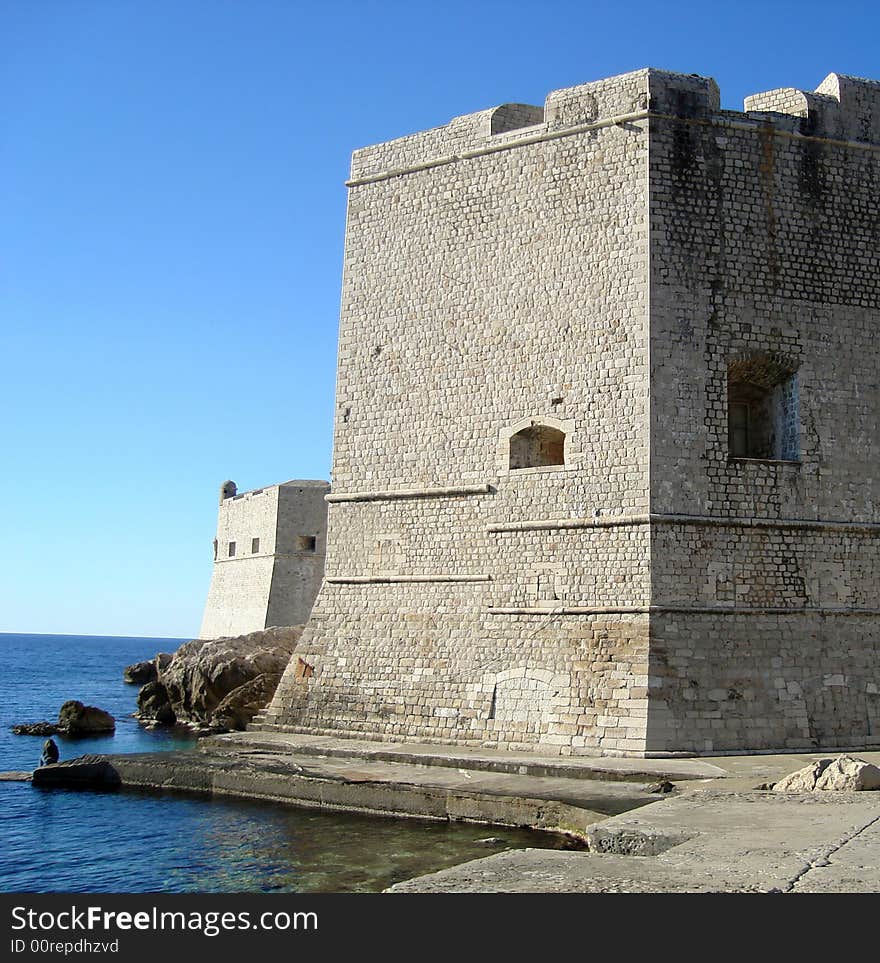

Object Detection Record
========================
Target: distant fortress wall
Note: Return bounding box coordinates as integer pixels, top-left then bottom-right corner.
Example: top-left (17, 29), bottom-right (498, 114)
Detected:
top-left (199, 479), bottom-right (329, 639)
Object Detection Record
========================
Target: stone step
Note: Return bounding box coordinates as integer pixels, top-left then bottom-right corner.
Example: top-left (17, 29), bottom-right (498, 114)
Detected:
top-left (212, 729), bottom-right (728, 784)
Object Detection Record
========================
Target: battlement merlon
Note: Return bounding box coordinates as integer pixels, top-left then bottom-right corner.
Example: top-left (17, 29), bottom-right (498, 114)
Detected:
top-left (745, 73), bottom-right (880, 144)
top-left (348, 68), bottom-right (880, 183)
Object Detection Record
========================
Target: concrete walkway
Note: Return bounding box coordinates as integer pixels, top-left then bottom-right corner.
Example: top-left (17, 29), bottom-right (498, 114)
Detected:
top-left (389, 789), bottom-right (880, 893)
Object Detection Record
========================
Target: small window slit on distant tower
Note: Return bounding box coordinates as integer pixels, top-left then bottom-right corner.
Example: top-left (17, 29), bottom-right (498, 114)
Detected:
top-left (228, 541), bottom-right (236, 558)
top-left (251, 537), bottom-right (260, 554)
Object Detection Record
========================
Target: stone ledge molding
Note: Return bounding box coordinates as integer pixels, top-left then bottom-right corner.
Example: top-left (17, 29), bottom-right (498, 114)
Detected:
top-left (488, 513), bottom-right (880, 534)
top-left (326, 575), bottom-right (491, 584)
top-left (327, 484), bottom-right (492, 503)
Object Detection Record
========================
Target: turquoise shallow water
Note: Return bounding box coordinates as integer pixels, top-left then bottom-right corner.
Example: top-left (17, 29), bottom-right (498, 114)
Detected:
top-left (0, 633), bottom-right (575, 892)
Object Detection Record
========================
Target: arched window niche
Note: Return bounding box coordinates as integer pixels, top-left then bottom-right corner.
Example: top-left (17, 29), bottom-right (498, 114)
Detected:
top-left (501, 416), bottom-right (574, 472)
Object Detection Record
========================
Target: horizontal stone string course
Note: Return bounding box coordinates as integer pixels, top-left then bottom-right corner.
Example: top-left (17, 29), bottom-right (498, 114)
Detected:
top-left (325, 575), bottom-right (491, 584)
top-left (488, 514), bottom-right (880, 534)
top-left (488, 606), bottom-right (880, 616)
top-left (326, 484), bottom-right (492, 503)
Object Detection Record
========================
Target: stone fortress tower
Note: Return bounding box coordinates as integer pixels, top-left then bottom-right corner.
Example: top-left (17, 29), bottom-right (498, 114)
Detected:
top-left (251, 67), bottom-right (879, 757)
top-left (199, 479), bottom-right (329, 639)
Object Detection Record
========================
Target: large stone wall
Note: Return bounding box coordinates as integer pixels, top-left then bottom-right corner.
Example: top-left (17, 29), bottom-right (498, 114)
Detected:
top-left (199, 480), bottom-right (329, 639)
top-left (262, 67), bottom-right (880, 756)
top-left (647, 72), bottom-right (880, 753)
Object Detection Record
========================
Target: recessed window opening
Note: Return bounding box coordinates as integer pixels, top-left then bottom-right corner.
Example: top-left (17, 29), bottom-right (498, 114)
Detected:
top-left (228, 541), bottom-right (236, 558)
top-left (251, 537), bottom-right (260, 554)
top-left (296, 535), bottom-right (317, 552)
top-left (727, 354), bottom-right (799, 461)
top-left (509, 424), bottom-right (566, 469)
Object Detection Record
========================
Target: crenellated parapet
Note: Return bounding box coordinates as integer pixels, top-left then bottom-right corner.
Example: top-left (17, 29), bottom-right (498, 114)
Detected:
top-left (349, 68), bottom-right (879, 185)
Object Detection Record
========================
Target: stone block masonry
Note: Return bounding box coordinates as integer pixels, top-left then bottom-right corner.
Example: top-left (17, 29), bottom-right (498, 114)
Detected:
top-left (199, 479), bottom-right (329, 639)
top-left (256, 67), bottom-right (880, 756)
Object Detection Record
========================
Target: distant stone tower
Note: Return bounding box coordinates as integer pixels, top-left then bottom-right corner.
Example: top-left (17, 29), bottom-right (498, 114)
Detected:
top-left (199, 479), bottom-right (329, 639)
top-left (258, 67), bottom-right (880, 756)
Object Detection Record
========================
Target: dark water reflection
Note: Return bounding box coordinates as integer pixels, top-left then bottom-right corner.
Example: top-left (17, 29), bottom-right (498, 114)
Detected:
top-left (3, 781), bottom-right (576, 893)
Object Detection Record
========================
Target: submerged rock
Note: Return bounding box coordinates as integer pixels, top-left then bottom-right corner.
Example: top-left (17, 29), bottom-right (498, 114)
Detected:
top-left (773, 755), bottom-right (880, 792)
top-left (135, 625), bottom-right (303, 730)
top-left (11, 722), bottom-right (59, 736)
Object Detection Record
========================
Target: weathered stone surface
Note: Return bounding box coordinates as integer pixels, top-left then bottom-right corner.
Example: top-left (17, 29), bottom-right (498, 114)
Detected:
top-left (773, 759), bottom-right (833, 792)
top-left (774, 755), bottom-right (880, 792)
top-left (137, 626), bottom-right (302, 729)
top-left (123, 660), bottom-right (157, 684)
top-left (210, 673), bottom-right (281, 731)
top-left (32, 754), bottom-right (121, 788)
top-left (814, 755), bottom-right (880, 792)
top-left (137, 681), bottom-right (176, 725)
top-left (57, 701), bottom-right (115, 734)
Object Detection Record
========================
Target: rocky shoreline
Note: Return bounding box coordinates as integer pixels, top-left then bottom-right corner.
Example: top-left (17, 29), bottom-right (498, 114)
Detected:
top-left (11, 626), bottom-right (303, 742)
top-left (129, 625), bottom-right (303, 734)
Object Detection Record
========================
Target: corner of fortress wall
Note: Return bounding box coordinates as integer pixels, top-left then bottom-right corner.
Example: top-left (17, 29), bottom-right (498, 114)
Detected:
top-left (255, 66), bottom-right (880, 756)
top-left (198, 479), bottom-right (329, 640)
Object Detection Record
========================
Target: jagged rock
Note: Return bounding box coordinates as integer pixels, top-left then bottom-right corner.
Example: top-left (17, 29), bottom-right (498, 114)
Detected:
top-left (155, 652), bottom-right (173, 672)
top-left (136, 625), bottom-right (303, 729)
top-left (11, 722), bottom-right (59, 736)
top-left (773, 755), bottom-right (880, 792)
top-left (57, 700), bottom-right (115, 734)
top-left (137, 681), bottom-right (176, 725)
top-left (815, 755), bottom-right (880, 791)
top-left (13, 704), bottom-right (115, 737)
top-left (123, 660), bottom-right (158, 684)
top-left (210, 673), bottom-right (280, 731)
top-left (772, 759), bottom-right (833, 792)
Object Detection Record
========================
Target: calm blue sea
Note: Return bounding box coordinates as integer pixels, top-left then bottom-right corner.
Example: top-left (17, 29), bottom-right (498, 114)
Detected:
top-left (0, 633), bottom-right (566, 892)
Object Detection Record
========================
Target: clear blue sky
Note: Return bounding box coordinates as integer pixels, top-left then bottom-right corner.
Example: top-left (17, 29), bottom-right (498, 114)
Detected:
top-left (2, 0), bottom-right (877, 639)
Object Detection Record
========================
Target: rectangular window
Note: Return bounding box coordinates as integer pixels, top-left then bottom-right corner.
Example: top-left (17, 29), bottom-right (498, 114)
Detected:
top-left (295, 535), bottom-right (317, 552)
top-left (228, 541), bottom-right (236, 558)
top-left (251, 537), bottom-right (260, 554)
top-left (727, 356), bottom-right (799, 461)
